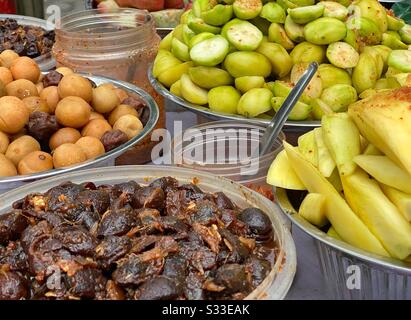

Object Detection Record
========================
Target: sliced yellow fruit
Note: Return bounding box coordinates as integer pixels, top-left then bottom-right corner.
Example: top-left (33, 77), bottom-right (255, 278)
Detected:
top-left (314, 128), bottom-right (335, 178)
top-left (298, 130), bottom-right (318, 167)
top-left (267, 149), bottom-right (306, 190)
top-left (342, 169), bottom-right (411, 260)
top-left (380, 184), bottom-right (411, 222)
top-left (327, 226), bottom-right (342, 240)
top-left (353, 155), bottom-right (411, 194)
top-left (299, 193), bottom-right (328, 227)
top-left (284, 142), bottom-right (389, 257)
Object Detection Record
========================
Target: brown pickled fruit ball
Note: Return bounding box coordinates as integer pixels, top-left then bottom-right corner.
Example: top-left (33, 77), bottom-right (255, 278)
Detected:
top-left (0, 153), bottom-right (17, 177)
top-left (40, 86), bottom-right (59, 113)
top-left (49, 127), bottom-right (81, 150)
top-left (113, 115), bottom-right (143, 140)
top-left (92, 84), bottom-right (120, 114)
top-left (82, 119), bottom-right (112, 139)
top-left (76, 136), bottom-right (105, 160)
top-left (0, 50), bottom-right (19, 68)
top-left (18, 151), bottom-right (53, 175)
top-left (0, 131), bottom-right (9, 154)
top-left (0, 96), bottom-right (30, 134)
top-left (55, 96), bottom-right (91, 128)
top-left (6, 79), bottom-right (38, 99)
top-left (5, 135), bottom-right (41, 166)
top-left (23, 96), bottom-right (50, 114)
top-left (53, 143), bottom-right (87, 168)
top-left (108, 104), bottom-right (138, 126)
top-left (10, 57), bottom-right (41, 83)
top-left (58, 74), bottom-right (93, 102)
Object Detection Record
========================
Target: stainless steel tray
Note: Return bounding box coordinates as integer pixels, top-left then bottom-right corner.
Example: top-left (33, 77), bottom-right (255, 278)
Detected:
top-left (0, 165), bottom-right (297, 300)
top-left (0, 74), bottom-right (159, 192)
top-left (276, 187), bottom-right (411, 299)
top-left (148, 66), bottom-right (321, 129)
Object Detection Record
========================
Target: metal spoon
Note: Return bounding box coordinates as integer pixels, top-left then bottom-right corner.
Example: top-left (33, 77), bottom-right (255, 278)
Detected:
top-left (258, 62), bottom-right (319, 156)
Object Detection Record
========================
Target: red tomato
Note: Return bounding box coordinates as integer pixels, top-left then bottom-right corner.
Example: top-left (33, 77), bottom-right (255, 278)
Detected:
top-left (165, 0), bottom-right (185, 9)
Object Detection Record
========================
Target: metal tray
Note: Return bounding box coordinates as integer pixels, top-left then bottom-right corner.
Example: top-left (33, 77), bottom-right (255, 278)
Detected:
top-left (276, 187), bottom-right (411, 299)
top-left (0, 73), bottom-right (159, 193)
top-left (0, 165), bottom-right (297, 300)
top-left (0, 14), bottom-right (56, 71)
top-left (148, 66), bottom-right (321, 129)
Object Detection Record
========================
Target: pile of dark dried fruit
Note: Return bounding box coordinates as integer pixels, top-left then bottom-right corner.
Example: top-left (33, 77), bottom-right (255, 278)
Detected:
top-left (0, 18), bottom-right (55, 58)
top-left (0, 177), bottom-right (277, 300)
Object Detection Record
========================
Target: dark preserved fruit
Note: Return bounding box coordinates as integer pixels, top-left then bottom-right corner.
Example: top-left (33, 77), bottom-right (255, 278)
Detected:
top-left (101, 130), bottom-right (129, 152)
top-left (0, 177), bottom-right (277, 300)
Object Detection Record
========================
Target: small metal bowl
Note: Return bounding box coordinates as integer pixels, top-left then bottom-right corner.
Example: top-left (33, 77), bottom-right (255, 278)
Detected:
top-left (0, 74), bottom-right (159, 194)
top-left (276, 188), bottom-right (411, 299)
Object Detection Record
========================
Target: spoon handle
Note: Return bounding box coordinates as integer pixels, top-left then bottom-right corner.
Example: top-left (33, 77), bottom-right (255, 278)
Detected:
top-left (259, 62), bottom-right (319, 156)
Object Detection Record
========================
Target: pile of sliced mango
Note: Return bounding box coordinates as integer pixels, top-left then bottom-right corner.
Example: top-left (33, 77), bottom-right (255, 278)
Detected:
top-left (268, 87), bottom-right (411, 261)
top-left (154, 0), bottom-right (411, 121)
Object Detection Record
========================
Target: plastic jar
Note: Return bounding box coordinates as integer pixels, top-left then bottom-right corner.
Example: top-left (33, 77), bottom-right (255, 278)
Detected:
top-left (172, 121), bottom-right (285, 193)
top-left (53, 8), bottom-right (165, 164)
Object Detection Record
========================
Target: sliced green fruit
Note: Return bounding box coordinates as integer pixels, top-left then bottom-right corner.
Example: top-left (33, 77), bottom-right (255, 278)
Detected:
top-left (290, 42), bottom-right (326, 65)
top-left (399, 24), bottom-right (411, 44)
top-left (362, 46), bottom-right (384, 78)
top-left (268, 23), bottom-right (295, 50)
top-left (189, 32), bottom-right (214, 48)
top-left (260, 2), bottom-right (286, 24)
top-left (290, 62), bottom-right (323, 99)
top-left (158, 61), bottom-right (193, 88)
top-left (192, 0), bottom-right (208, 17)
top-left (188, 16), bottom-right (222, 34)
top-left (346, 17), bottom-right (382, 46)
top-left (256, 42), bottom-right (293, 78)
top-left (267, 149), bottom-right (306, 190)
top-left (372, 44), bottom-right (392, 68)
top-left (380, 184), bottom-right (411, 222)
top-left (202, 4), bottom-right (233, 26)
top-left (208, 86), bottom-right (241, 114)
top-left (342, 169), bottom-right (411, 260)
top-left (272, 80), bottom-right (311, 104)
top-left (235, 76), bottom-right (265, 93)
top-left (326, 42), bottom-right (359, 69)
top-left (321, 1), bottom-right (348, 21)
top-left (190, 35), bottom-right (229, 67)
top-left (171, 38), bottom-right (190, 62)
top-left (352, 52), bottom-right (379, 94)
top-left (318, 64), bottom-right (352, 89)
top-left (322, 113), bottom-right (361, 176)
top-left (277, 0), bottom-right (298, 10)
top-left (288, 5), bottom-right (324, 25)
top-left (188, 66), bottom-right (233, 89)
top-left (353, 155), bottom-right (411, 194)
top-left (170, 80), bottom-right (182, 97)
top-left (374, 78), bottom-right (390, 90)
top-left (172, 24), bottom-right (185, 42)
top-left (182, 24), bottom-right (196, 46)
top-left (311, 98), bottom-right (333, 120)
top-left (180, 73), bottom-right (209, 105)
top-left (233, 0), bottom-right (262, 20)
top-left (386, 30), bottom-right (401, 41)
top-left (387, 50), bottom-right (411, 73)
top-left (283, 141), bottom-right (389, 257)
top-left (304, 17), bottom-right (347, 45)
top-left (320, 84), bottom-right (358, 113)
top-left (358, 88), bottom-right (377, 99)
top-left (237, 88), bottom-right (273, 117)
top-left (344, 28), bottom-right (359, 51)
top-left (382, 32), bottom-right (408, 50)
top-left (298, 130), bottom-right (318, 167)
top-left (159, 32), bottom-right (173, 51)
top-left (299, 193), bottom-right (328, 227)
top-left (180, 9), bottom-right (192, 24)
top-left (224, 51), bottom-right (272, 78)
top-left (314, 127), bottom-right (336, 177)
top-left (351, 0), bottom-right (388, 33)
top-left (153, 50), bottom-right (182, 78)
top-left (272, 97), bottom-right (312, 121)
top-left (226, 20), bottom-right (263, 51)
top-left (284, 15), bottom-right (305, 43)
